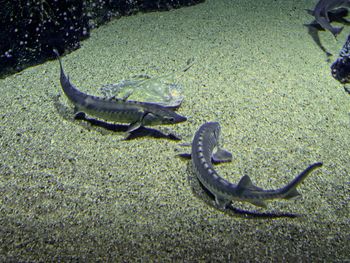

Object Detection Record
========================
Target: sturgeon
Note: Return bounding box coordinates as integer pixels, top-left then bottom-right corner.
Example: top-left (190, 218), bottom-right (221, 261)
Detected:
top-left (191, 122), bottom-right (323, 209)
top-left (307, 0), bottom-right (350, 37)
top-left (53, 49), bottom-right (187, 133)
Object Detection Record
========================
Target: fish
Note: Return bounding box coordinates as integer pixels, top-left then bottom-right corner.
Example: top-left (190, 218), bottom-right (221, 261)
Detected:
top-left (307, 0), bottom-right (350, 37)
top-left (53, 49), bottom-right (187, 133)
top-left (191, 122), bottom-right (323, 209)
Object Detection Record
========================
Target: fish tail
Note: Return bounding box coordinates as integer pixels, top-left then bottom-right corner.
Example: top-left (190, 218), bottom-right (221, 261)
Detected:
top-left (281, 162), bottom-right (323, 199)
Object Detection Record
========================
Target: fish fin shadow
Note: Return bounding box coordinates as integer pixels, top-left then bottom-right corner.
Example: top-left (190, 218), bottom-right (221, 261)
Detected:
top-left (76, 113), bottom-right (182, 141)
top-left (304, 22), bottom-right (333, 58)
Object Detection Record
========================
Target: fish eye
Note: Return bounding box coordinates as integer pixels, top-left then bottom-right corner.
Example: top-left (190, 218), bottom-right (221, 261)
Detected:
top-left (167, 117), bottom-right (175, 122)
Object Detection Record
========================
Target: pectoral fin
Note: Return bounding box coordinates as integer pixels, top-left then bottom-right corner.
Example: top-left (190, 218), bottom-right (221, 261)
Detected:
top-left (126, 111), bottom-right (149, 133)
top-left (212, 148), bottom-right (232, 163)
top-left (127, 121), bottom-right (142, 133)
top-left (214, 196), bottom-right (230, 209)
top-left (317, 16), bottom-right (343, 36)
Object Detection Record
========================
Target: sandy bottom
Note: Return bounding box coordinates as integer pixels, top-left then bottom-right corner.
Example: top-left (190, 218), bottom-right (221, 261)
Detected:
top-left (0, 0), bottom-right (349, 261)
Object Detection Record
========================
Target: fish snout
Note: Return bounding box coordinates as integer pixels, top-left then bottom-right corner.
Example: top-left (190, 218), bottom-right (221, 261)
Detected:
top-left (175, 114), bottom-right (187, 123)
top-left (166, 112), bottom-right (187, 124)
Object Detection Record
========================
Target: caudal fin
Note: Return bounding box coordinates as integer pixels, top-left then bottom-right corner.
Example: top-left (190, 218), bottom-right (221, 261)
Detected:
top-left (53, 49), bottom-right (65, 79)
top-left (282, 162), bottom-right (323, 199)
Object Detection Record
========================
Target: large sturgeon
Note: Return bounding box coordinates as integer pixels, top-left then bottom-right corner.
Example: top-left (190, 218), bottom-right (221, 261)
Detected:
top-left (191, 122), bottom-right (323, 209)
top-left (53, 49), bottom-right (187, 133)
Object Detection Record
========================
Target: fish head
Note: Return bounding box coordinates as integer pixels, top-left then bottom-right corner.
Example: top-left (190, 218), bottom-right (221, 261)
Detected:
top-left (143, 108), bottom-right (187, 126)
top-left (203, 122), bottom-right (221, 140)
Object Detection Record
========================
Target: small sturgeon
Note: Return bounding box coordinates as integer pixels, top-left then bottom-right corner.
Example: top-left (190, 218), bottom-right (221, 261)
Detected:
top-left (53, 49), bottom-right (187, 133)
top-left (307, 0), bottom-right (350, 37)
top-left (191, 122), bottom-right (323, 209)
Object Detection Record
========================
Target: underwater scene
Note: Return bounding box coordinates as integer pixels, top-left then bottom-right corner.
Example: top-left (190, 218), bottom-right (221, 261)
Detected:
top-left (0, 0), bottom-right (349, 261)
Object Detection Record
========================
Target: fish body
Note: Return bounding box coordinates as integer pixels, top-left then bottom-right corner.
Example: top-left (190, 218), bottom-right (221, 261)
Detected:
top-left (191, 122), bottom-right (323, 209)
top-left (53, 50), bottom-right (187, 132)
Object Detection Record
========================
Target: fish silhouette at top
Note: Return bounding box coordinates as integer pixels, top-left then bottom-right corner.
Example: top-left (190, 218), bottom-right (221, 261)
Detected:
top-left (307, 0), bottom-right (350, 37)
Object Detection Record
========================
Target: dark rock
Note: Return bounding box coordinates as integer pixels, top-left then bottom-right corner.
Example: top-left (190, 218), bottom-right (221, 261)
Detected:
top-left (0, 0), bottom-right (204, 79)
top-left (331, 33), bottom-right (350, 84)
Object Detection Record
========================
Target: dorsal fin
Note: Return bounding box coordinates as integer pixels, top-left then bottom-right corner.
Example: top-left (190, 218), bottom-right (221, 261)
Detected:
top-left (237, 175), bottom-right (263, 191)
top-left (237, 175), bottom-right (267, 208)
top-left (237, 175), bottom-right (253, 189)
